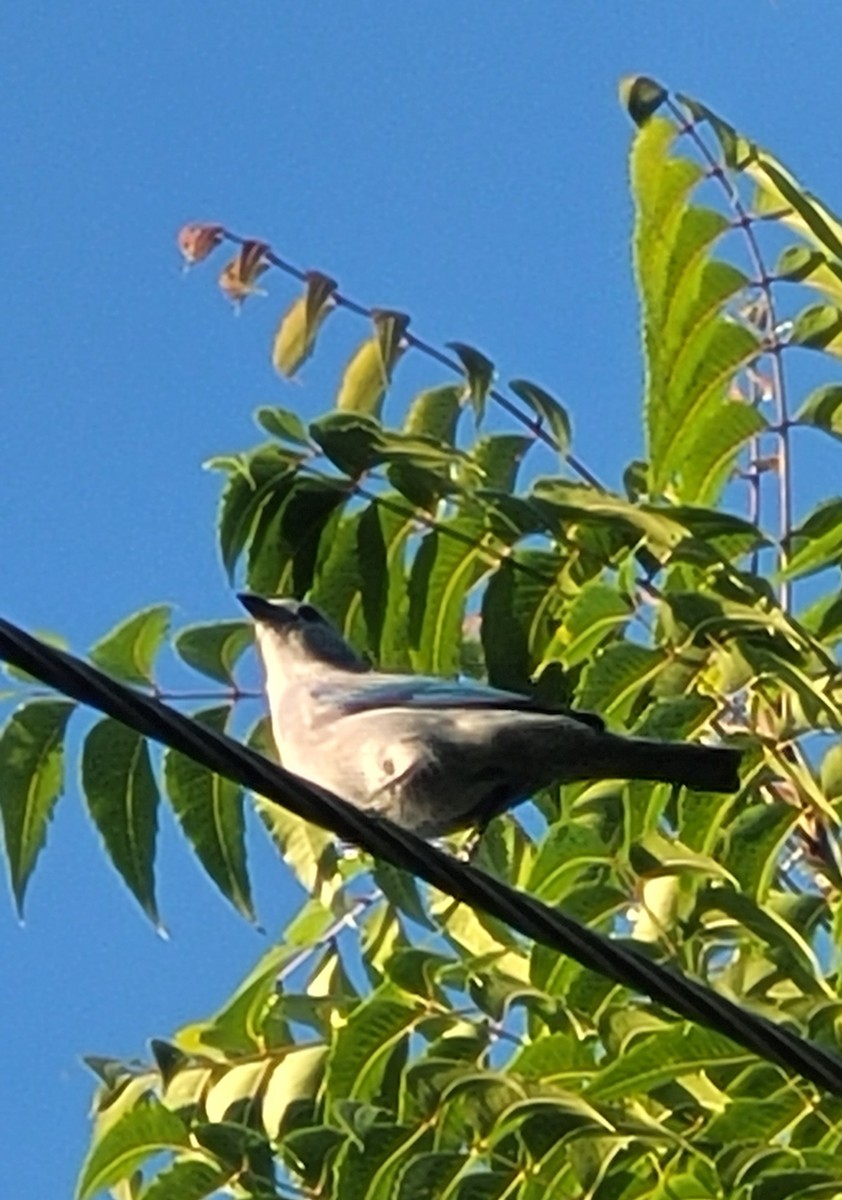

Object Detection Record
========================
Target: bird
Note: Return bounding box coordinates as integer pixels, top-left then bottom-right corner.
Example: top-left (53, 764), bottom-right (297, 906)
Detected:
top-left (238, 594), bottom-right (742, 839)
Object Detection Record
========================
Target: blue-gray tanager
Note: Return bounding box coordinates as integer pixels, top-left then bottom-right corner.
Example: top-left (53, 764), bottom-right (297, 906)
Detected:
top-left (239, 594), bottom-right (741, 838)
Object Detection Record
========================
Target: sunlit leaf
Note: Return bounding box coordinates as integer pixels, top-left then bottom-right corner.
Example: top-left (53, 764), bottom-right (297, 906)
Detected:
top-left (578, 642), bottom-right (665, 722)
top-left (403, 384), bottom-right (462, 443)
top-left (81, 719), bottom-right (160, 926)
top-left (76, 1095), bottom-right (189, 1200)
top-left (408, 516), bottom-right (492, 675)
top-left (272, 271), bottom-right (337, 377)
top-left (585, 1026), bottom-right (749, 1101)
top-left (254, 405), bottom-right (310, 446)
top-left (0, 699), bottom-right (74, 915)
top-left (336, 310), bottom-right (409, 416)
top-left (89, 606), bottom-right (171, 687)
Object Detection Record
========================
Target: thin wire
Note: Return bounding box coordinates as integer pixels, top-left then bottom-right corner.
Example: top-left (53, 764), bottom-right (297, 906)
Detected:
top-left (1, 616), bottom-right (841, 1095)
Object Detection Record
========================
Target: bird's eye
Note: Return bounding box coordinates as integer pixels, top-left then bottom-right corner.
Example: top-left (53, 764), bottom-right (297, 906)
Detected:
top-left (298, 604), bottom-right (321, 623)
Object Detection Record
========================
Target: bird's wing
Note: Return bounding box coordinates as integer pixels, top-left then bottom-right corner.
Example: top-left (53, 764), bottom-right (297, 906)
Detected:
top-left (310, 673), bottom-right (604, 729)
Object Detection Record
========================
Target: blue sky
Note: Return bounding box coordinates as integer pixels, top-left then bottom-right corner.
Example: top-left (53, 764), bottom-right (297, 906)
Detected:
top-left (5, 3), bottom-right (842, 1192)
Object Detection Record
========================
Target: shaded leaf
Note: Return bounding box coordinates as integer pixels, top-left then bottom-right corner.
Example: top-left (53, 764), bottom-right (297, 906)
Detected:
top-left (174, 622), bottom-right (252, 686)
top-left (790, 303), bottom-right (842, 358)
top-left (797, 385), bottom-right (842, 443)
top-left (620, 74), bottom-right (668, 126)
top-left (509, 379), bottom-right (571, 457)
top-left (0, 699), bottom-right (74, 915)
top-left (246, 475), bottom-right (349, 597)
top-left (206, 444), bottom-right (300, 581)
top-left (447, 341), bottom-right (494, 424)
top-left (782, 499), bottom-right (842, 580)
top-left (140, 1156), bottom-right (232, 1200)
top-left (164, 706), bottom-right (253, 920)
top-left (81, 719), bottom-right (160, 925)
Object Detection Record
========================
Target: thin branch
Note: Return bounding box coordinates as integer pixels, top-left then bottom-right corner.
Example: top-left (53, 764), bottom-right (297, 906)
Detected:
top-left (221, 229), bottom-right (606, 492)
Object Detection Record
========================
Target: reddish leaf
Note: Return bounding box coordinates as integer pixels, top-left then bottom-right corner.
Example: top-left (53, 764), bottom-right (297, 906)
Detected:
top-left (218, 240), bottom-right (270, 306)
top-left (177, 222), bottom-right (224, 265)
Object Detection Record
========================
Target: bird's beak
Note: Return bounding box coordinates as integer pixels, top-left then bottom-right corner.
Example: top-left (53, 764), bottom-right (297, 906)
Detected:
top-left (237, 593), bottom-right (296, 625)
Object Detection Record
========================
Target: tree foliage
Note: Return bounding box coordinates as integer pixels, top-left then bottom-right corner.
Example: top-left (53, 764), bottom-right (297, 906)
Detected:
top-left (6, 77), bottom-right (842, 1197)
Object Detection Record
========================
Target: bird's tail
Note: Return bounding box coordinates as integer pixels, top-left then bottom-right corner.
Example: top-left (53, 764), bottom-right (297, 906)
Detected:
top-left (591, 733), bottom-right (742, 793)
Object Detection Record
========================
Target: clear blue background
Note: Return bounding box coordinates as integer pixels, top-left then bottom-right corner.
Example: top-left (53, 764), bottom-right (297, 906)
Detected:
top-left (4, 3), bottom-right (842, 1191)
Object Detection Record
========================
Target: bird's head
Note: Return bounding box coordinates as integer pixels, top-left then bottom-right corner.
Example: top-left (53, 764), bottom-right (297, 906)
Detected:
top-left (238, 594), bottom-right (367, 678)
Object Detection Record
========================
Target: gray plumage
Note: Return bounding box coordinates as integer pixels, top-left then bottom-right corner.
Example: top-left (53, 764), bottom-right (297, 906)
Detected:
top-left (239, 594), bottom-right (742, 839)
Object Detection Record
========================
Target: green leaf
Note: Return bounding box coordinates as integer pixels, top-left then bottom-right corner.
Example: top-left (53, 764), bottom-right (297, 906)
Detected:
top-left (619, 75), bottom-right (668, 126)
top-left (0, 699), bottom-right (74, 915)
top-left (744, 137), bottom-right (842, 262)
top-left (403, 384), bottom-right (462, 443)
top-left (781, 498), bottom-right (842, 580)
top-left (254, 405), bottom-right (310, 445)
top-left (585, 1026), bottom-right (748, 1101)
top-left (336, 310), bottom-right (409, 416)
top-left (546, 581), bottom-right (631, 669)
top-left (481, 553), bottom-right (561, 691)
top-left (796, 384), bottom-right (842, 442)
top-left (325, 988), bottom-right (421, 1106)
top-left (790, 303), bottom-right (842, 358)
top-left (206, 444), bottom-right (300, 580)
top-left (408, 516), bottom-right (491, 675)
top-left (776, 244), bottom-right (842, 306)
top-left (531, 480), bottom-right (686, 557)
top-left (247, 475), bottom-right (349, 596)
top-left (371, 861), bottom-right (433, 929)
top-left (509, 379), bottom-right (571, 457)
top-left (76, 1095), bottom-right (189, 1200)
top-left (721, 802), bottom-right (798, 898)
top-left (820, 743), bottom-right (842, 801)
top-left (173, 622), bottom-right (252, 686)
top-left (262, 1044), bottom-right (328, 1136)
top-left (629, 116), bottom-right (759, 497)
top-left (89, 606), bottom-right (171, 686)
top-left (139, 1156), bottom-right (232, 1200)
top-left (81, 719), bottom-right (160, 925)
top-left (256, 803), bottom-right (336, 898)
top-left (163, 706), bottom-right (253, 920)
top-left (578, 642), bottom-right (665, 722)
top-left (676, 401), bottom-right (766, 506)
top-left (469, 434), bottom-right (532, 492)
top-left (271, 270), bottom-right (337, 378)
top-left (447, 341), bottom-right (494, 424)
